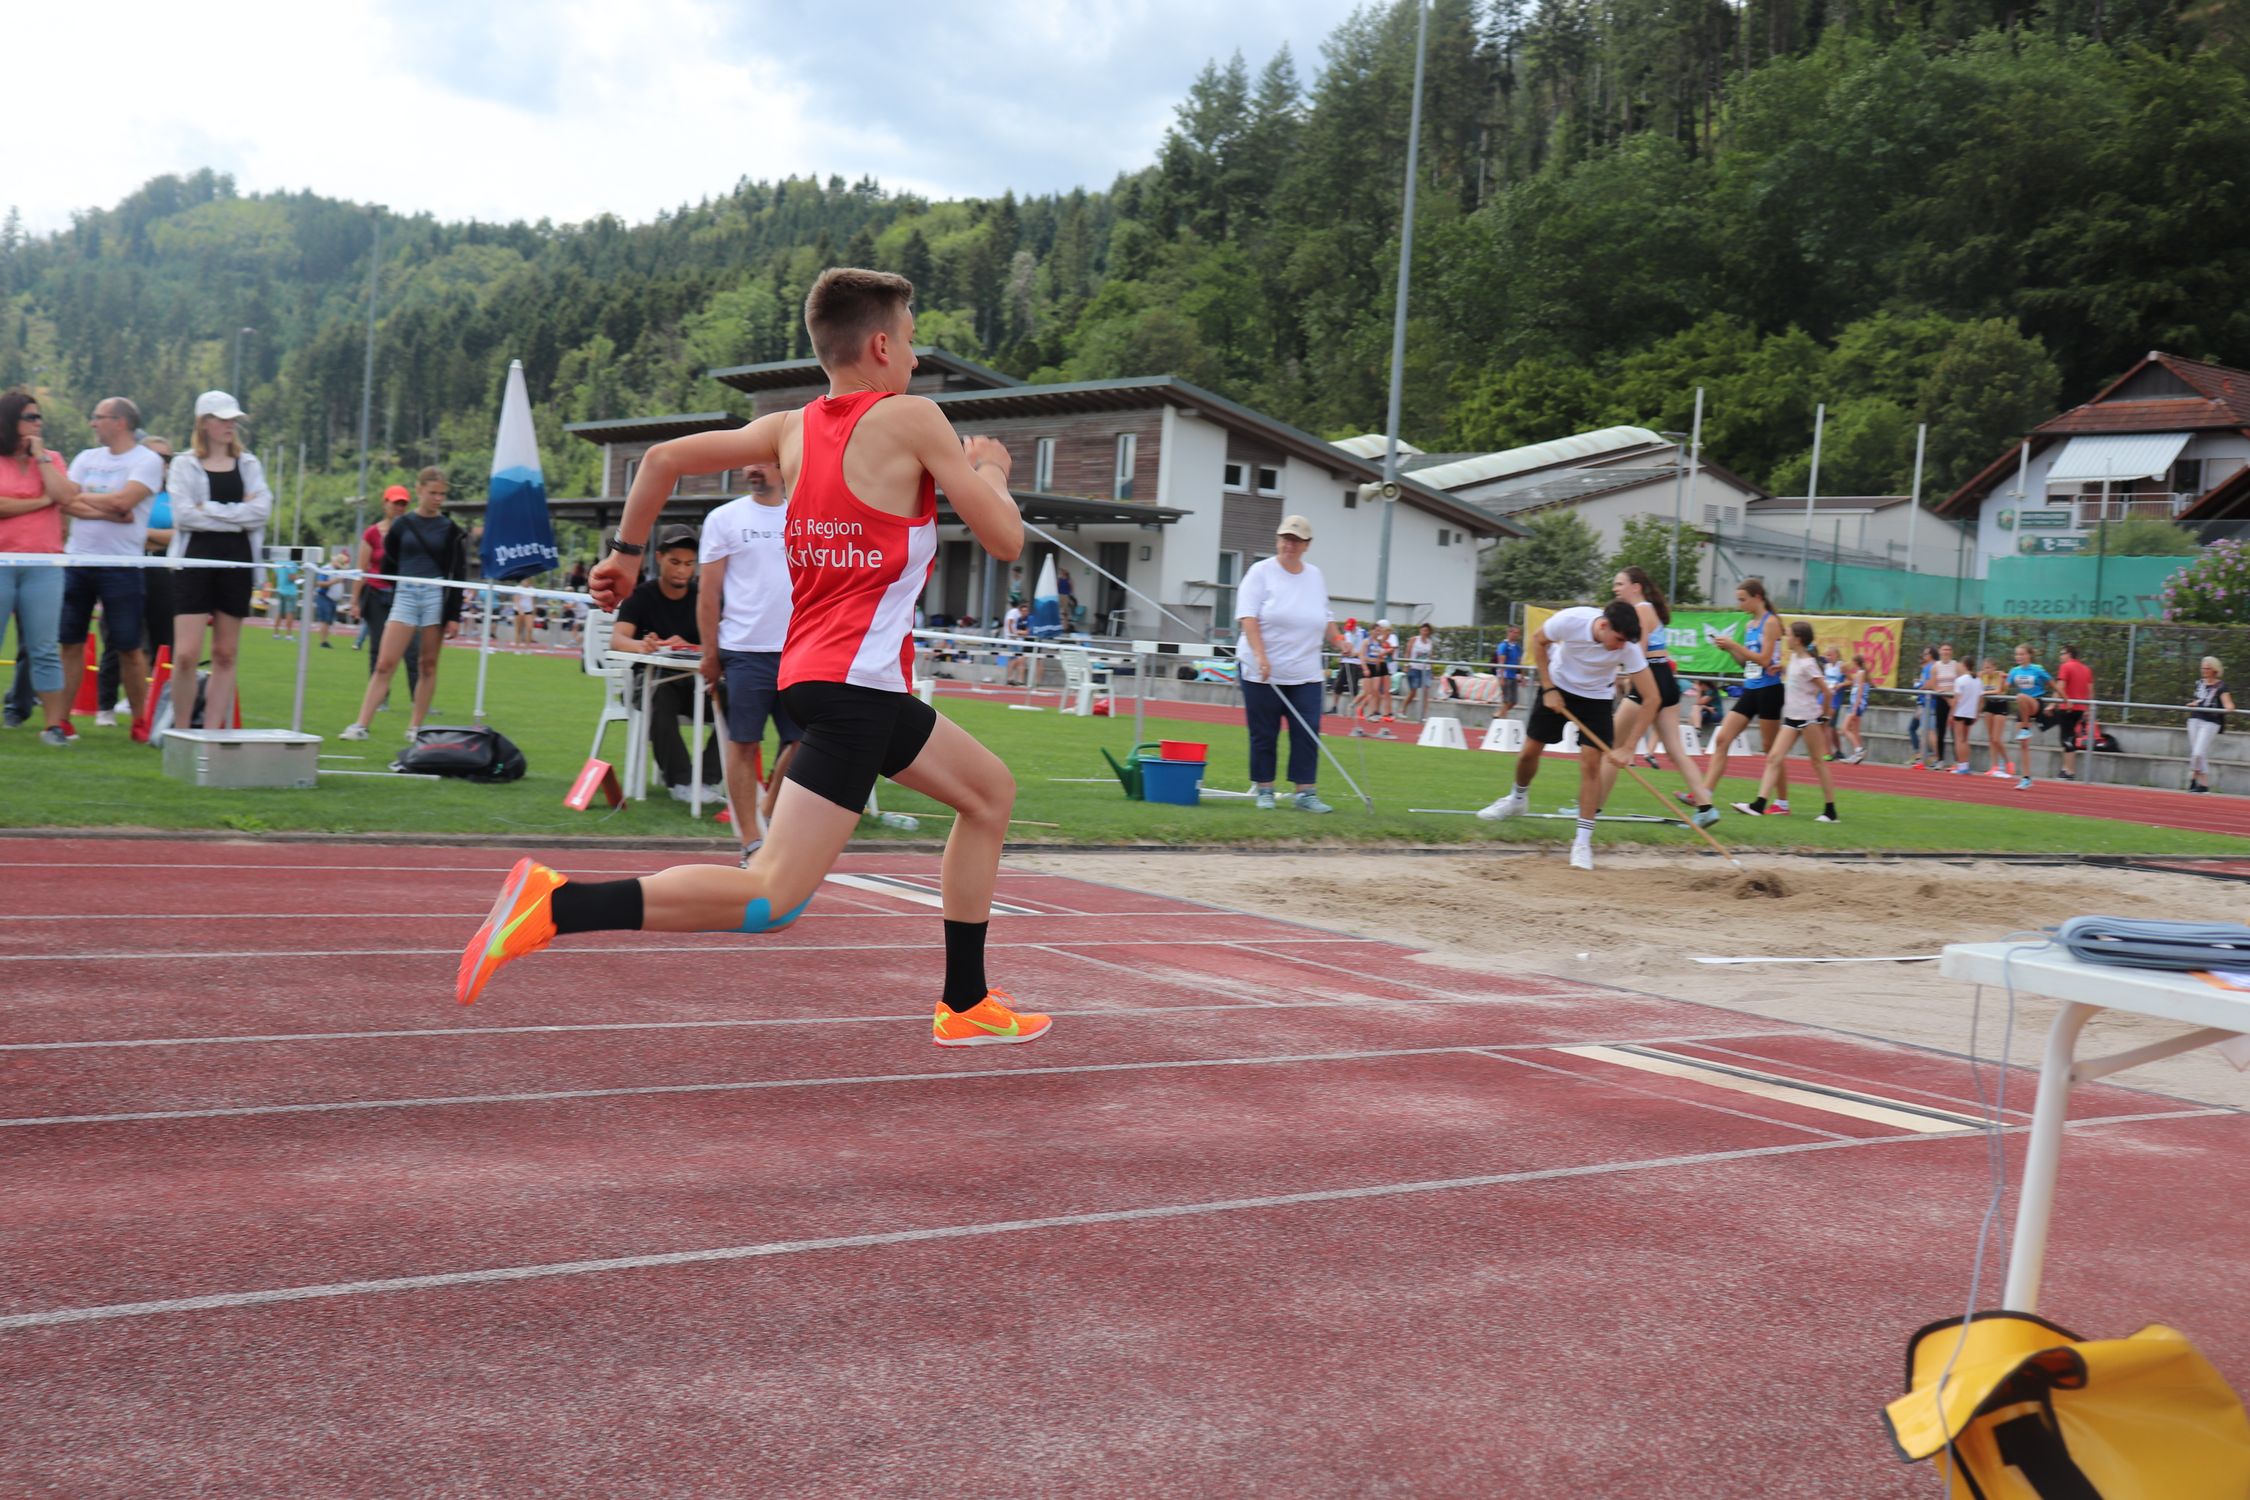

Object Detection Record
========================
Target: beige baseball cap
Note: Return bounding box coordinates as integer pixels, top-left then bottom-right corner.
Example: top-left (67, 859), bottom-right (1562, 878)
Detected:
top-left (1276, 514), bottom-right (1314, 540)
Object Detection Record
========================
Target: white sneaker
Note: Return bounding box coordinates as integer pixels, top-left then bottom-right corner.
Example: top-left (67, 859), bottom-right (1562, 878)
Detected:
top-left (1475, 790), bottom-right (1527, 821)
top-left (94, 711), bottom-right (117, 727)
top-left (701, 783), bottom-right (728, 803)
top-left (1569, 840), bottom-right (1594, 870)
top-left (667, 783), bottom-right (695, 803)
top-left (338, 724), bottom-right (369, 741)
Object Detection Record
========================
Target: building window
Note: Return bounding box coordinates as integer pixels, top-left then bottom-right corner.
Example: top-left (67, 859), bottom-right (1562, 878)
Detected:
top-left (622, 457), bottom-right (641, 494)
top-left (1213, 550), bottom-right (1242, 637)
top-left (1438, 530), bottom-right (1450, 548)
top-left (1344, 487), bottom-right (1358, 510)
top-left (1222, 461), bottom-right (1247, 492)
top-left (1255, 464), bottom-right (1283, 497)
top-left (1114, 434), bottom-right (1137, 501)
top-left (1034, 438), bottom-right (1056, 491)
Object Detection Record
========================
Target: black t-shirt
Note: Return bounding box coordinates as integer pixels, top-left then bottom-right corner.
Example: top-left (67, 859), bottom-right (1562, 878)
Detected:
top-left (616, 580), bottom-right (700, 647)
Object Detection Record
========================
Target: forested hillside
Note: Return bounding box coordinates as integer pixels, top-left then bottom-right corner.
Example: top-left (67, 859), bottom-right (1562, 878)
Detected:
top-left (3, 0), bottom-right (2246, 542)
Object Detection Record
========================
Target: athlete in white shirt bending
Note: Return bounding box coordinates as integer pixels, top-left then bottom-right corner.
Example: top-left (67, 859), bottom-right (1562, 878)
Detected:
top-left (699, 463), bottom-right (800, 862)
top-left (1476, 601), bottom-right (1657, 870)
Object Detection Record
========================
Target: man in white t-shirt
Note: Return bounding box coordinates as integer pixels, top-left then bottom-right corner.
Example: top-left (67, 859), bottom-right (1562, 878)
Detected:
top-left (698, 463), bottom-right (800, 861)
top-left (1001, 600), bottom-right (1029, 686)
top-left (1476, 601), bottom-right (1658, 870)
top-left (60, 398), bottom-right (167, 729)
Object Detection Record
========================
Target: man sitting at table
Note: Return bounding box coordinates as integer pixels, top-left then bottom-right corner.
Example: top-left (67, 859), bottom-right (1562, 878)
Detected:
top-left (611, 525), bottom-right (723, 802)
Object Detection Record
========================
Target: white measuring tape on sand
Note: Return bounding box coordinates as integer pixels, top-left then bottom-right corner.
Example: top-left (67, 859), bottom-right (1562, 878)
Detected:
top-left (1690, 954), bottom-right (1940, 966)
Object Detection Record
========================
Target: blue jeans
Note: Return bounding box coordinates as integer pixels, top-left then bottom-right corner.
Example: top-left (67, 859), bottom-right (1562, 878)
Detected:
top-left (0, 564), bottom-right (65, 699)
top-left (1243, 679), bottom-right (1323, 787)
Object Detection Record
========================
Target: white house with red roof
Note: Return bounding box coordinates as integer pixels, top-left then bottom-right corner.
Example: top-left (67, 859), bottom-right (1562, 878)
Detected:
top-left (1939, 351), bottom-right (2250, 574)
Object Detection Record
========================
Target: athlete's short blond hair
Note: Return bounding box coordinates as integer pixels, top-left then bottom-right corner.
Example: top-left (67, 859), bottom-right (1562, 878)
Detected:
top-left (804, 267), bottom-right (914, 369)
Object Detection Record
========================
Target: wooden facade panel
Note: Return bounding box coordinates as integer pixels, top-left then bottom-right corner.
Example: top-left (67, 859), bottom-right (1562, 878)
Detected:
top-left (947, 408), bottom-right (1163, 502)
top-left (1220, 494), bottom-right (1283, 558)
top-left (600, 439), bottom-right (750, 499)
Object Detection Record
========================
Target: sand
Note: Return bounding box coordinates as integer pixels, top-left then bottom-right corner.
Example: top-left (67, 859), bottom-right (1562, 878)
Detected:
top-left (1017, 850), bottom-right (2250, 1109)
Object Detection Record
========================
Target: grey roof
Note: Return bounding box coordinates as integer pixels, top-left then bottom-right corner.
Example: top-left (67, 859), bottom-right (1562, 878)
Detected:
top-left (1400, 452), bottom-right (1480, 473)
top-left (1747, 495), bottom-right (1911, 514)
top-left (708, 347), bottom-right (1019, 393)
top-left (564, 412), bottom-right (743, 445)
top-left (1460, 466), bottom-right (1681, 518)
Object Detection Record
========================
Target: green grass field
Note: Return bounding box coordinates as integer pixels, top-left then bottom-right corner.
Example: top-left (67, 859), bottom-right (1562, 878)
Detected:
top-left (3, 625), bottom-right (2243, 855)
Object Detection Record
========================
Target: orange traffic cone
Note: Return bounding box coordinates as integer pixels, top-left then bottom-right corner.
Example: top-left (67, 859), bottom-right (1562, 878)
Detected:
top-left (132, 647), bottom-right (170, 743)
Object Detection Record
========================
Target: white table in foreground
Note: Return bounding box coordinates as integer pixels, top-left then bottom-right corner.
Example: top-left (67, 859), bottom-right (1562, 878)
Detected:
top-left (600, 649), bottom-right (714, 812)
top-left (1939, 941), bottom-right (2250, 1313)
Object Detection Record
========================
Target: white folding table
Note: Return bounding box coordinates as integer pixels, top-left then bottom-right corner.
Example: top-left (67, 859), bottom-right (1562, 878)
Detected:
top-left (1939, 942), bottom-right (2250, 1313)
top-left (600, 648), bottom-right (717, 816)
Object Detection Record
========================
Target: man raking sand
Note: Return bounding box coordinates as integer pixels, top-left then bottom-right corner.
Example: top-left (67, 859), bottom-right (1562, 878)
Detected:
top-left (457, 268), bottom-right (1050, 1048)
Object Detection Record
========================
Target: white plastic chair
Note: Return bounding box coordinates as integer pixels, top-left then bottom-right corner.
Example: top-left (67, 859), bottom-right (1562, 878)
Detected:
top-left (582, 609), bottom-right (632, 763)
top-left (1056, 648), bottom-right (1112, 716)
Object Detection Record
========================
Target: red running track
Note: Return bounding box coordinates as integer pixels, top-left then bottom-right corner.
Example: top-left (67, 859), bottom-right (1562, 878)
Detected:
top-left (2, 838), bottom-right (2245, 1497)
top-left (1009, 685), bottom-right (2250, 838)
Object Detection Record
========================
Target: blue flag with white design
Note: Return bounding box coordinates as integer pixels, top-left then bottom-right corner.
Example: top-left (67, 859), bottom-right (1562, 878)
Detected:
top-left (481, 359), bottom-right (559, 581)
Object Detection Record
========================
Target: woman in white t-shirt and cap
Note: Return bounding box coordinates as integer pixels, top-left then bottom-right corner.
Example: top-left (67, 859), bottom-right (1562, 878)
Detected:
top-left (1236, 514), bottom-right (1351, 813)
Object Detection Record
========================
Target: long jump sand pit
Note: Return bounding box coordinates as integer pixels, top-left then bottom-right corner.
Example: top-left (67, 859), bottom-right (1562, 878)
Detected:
top-left (1019, 850), bottom-right (2250, 1109)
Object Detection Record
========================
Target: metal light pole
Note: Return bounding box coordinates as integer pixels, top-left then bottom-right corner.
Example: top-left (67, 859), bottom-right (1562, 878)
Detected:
top-left (232, 327), bottom-right (256, 394)
top-left (1796, 402), bottom-right (1825, 607)
top-left (354, 213), bottom-right (381, 540)
top-left (1372, 0), bottom-right (1430, 627)
top-left (1662, 428), bottom-right (1688, 599)
top-left (1903, 423), bottom-right (1927, 575)
top-left (1682, 387), bottom-right (1704, 599)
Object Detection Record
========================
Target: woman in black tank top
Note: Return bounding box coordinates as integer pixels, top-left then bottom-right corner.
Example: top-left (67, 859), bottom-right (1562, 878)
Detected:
top-left (166, 399), bottom-right (270, 737)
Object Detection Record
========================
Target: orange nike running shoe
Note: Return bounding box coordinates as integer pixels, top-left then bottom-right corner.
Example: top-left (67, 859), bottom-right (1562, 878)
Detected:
top-left (457, 857), bottom-right (564, 1005)
top-left (932, 991), bottom-right (1052, 1047)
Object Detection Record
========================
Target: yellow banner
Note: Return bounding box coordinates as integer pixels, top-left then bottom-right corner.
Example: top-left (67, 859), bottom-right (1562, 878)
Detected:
top-left (1522, 607), bottom-right (1908, 687)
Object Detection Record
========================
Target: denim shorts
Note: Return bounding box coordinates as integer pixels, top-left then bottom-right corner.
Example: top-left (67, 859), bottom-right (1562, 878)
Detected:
top-left (58, 564), bottom-right (146, 649)
top-left (720, 650), bottom-right (801, 746)
top-left (390, 581), bottom-right (446, 629)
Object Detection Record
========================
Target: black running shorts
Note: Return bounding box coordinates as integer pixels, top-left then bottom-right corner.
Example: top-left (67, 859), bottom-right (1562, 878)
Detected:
top-left (778, 681), bottom-right (939, 813)
top-left (1527, 687), bottom-right (1614, 750)
top-left (1624, 658), bottom-right (1683, 710)
top-left (1732, 682), bottom-right (1784, 723)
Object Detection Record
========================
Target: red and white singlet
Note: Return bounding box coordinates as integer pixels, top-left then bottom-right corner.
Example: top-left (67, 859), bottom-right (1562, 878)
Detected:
top-left (779, 391), bottom-right (938, 693)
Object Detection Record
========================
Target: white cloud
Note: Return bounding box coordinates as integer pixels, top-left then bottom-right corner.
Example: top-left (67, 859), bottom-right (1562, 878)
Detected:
top-left (13, 0), bottom-right (1365, 233)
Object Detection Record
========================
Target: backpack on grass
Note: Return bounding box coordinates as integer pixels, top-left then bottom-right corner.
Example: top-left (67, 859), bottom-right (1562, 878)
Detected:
top-left (392, 725), bottom-right (526, 783)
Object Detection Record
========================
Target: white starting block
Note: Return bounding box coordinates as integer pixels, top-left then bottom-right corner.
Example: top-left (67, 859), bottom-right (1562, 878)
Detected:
top-left (1417, 715), bottom-right (1467, 749)
top-left (1554, 723), bottom-right (1581, 754)
top-left (1678, 724), bottom-right (1703, 755)
top-left (1480, 718), bottom-right (1525, 753)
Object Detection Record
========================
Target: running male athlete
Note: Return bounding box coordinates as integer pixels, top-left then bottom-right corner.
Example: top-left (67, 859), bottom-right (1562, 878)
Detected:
top-left (457, 268), bottom-right (1050, 1047)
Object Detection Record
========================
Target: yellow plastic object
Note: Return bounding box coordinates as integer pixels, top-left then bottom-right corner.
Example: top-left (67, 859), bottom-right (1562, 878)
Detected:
top-left (1885, 1311), bottom-right (2250, 1498)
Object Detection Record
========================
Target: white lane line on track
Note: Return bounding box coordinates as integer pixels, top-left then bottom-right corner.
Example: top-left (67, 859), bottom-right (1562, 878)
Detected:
top-left (1227, 943), bottom-right (1605, 1007)
top-left (1469, 1048), bottom-right (1851, 1141)
top-left (0, 936), bottom-right (1371, 964)
top-left (0, 1035), bottom-right (1832, 1127)
top-left (1030, 942), bottom-right (1286, 1006)
top-left (0, 1126), bottom-right (2122, 1332)
top-left (1555, 1044), bottom-right (1982, 1133)
top-left (0, 1007), bottom-right (1775, 1054)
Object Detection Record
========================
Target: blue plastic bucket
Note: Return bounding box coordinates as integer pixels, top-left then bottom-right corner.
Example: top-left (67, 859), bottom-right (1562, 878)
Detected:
top-left (1137, 757), bottom-right (1204, 807)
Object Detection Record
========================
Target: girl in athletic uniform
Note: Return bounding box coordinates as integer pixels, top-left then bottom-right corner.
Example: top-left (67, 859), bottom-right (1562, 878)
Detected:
top-left (1838, 655), bottom-right (1870, 764)
top-left (1606, 566), bottom-right (1719, 829)
top-left (1697, 577), bottom-right (1789, 813)
top-left (458, 269), bottom-right (1051, 1048)
top-left (1732, 620), bottom-right (1838, 823)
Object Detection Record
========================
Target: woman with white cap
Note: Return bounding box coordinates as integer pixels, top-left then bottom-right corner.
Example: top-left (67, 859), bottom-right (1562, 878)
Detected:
top-left (164, 391), bottom-right (271, 737)
top-left (1235, 514), bottom-right (1350, 813)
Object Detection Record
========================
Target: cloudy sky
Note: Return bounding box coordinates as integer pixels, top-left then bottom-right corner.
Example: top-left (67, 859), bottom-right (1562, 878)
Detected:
top-left (17, 0), bottom-right (1375, 235)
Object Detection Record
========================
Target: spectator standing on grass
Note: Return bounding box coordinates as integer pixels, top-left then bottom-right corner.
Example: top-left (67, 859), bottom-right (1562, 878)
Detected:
top-left (1237, 514), bottom-right (1349, 814)
top-left (0, 390), bottom-right (76, 743)
top-left (1496, 626), bottom-right (1523, 711)
top-left (164, 392), bottom-right (271, 741)
top-left (339, 467), bottom-right (464, 742)
top-left (354, 486), bottom-right (419, 706)
top-left (1001, 596), bottom-right (1029, 686)
top-left (96, 434), bottom-right (177, 724)
top-left (58, 397), bottom-right (165, 735)
top-left (1400, 622), bottom-right (1435, 720)
top-left (271, 547), bottom-right (300, 641)
top-left (314, 546), bottom-right (348, 647)
top-left (2053, 644), bottom-right (2094, 781)
top-left (606, 525), bottom-right (723, 801)
top-left (700, 463), bottom-right (801, 859)
top-left (2186, 658), bottom-right (2233, 795)
top-left (1906, 646), bottom-right (1935, 766)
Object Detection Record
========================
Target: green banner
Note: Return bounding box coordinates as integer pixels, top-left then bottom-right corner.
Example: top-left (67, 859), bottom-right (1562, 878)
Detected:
top-left (1527, 607), bottom-right (1909, 685)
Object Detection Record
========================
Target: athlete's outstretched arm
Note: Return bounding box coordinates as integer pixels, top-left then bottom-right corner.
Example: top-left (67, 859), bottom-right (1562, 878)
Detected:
top-left (591, 414), bottom-right (788, 608)
top-left (902, 398), bottom-right (1023, 561)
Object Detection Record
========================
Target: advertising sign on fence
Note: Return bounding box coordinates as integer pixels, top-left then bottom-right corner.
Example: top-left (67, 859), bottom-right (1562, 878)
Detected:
top-left (1524, 607), bottom-right (1908, 686)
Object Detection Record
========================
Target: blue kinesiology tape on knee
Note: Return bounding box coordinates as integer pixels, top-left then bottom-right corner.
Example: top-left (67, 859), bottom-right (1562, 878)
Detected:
top-left (733, 893), bottom-right (811, 934)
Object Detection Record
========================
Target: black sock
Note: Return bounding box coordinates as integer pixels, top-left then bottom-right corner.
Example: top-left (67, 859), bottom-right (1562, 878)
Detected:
top-left (1824, 802), bottom-right (1838, 819)
top-left (942, 919), bottom-right (989, 1012)
top-left (1696, 803), bottom-right (1712, 813)
top-left (550, 878), bottom-right (644, 935)
top-left (1749, 796), bottom-right (1767, 813)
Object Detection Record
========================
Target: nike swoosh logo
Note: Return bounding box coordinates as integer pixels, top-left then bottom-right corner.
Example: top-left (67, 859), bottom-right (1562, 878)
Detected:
top-left (964, 1015), bottom-right (1019, 1036)
top-left (487, 889), bottom-right (543, 956)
